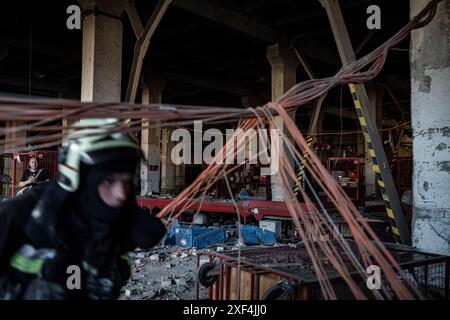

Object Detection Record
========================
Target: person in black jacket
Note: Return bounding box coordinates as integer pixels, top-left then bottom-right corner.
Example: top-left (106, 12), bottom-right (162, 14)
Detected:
top-left (0, 119), bottom-right (166, 299)
top-left (18, 157), bottom-right (51, 189)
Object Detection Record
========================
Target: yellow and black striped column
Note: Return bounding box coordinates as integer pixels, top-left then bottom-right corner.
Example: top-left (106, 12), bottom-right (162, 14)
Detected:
top-left (390, 147), bottom-right (399, 170)
top-left (349, 83), bottom-right (402, 243)
top-left (294, 135), bottom-right (313, 195)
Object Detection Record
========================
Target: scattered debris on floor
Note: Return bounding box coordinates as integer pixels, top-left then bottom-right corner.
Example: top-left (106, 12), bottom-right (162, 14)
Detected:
top-left (119, 219), bottom-right (288, 300)
top-left (119, 245), bottom-right (209, 300)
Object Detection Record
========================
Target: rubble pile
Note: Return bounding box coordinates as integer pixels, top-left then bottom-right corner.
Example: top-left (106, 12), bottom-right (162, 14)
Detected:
top-left (119, 245), bottom-right (209, 300)
top-left (119, 221), bottom-right (282, 300)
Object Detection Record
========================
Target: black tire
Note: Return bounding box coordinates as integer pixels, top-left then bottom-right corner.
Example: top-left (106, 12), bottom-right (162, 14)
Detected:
top-left (262, 282), bottom-right (294, 300)
top-left (197, 262), bottom-right (218, 287)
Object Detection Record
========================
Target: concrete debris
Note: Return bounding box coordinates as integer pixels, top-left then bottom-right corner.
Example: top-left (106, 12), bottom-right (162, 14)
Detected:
top-left (149, 252), bottom-right (166, 262)
top-left (120, 231), bottom-right (279, 300)
top-left (149, 254), bottom-right (160, 261)
top-left (161, 279), bottom-right (172, 288)
top-left (136, 252), bottom-right (146, 259)
top-left (174, 278), bottom-right (187, 287)
top-left (124, 288), bottom-right (138, 297)
top-left (120, 244), bottom-right (209, 300)
top-left (142, 290), bottom-right (157, 299)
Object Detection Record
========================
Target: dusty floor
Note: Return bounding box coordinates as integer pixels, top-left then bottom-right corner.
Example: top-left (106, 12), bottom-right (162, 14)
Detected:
top-left (119, 245), bottom-right (210, 300)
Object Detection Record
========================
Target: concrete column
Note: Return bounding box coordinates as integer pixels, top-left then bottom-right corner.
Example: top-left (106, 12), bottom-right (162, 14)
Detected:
top-left (63, 1), bottom-right (124, 137)
top-left (267, 40), bottom-right (299, 201)
top-left (160, 128), bottom-right (176, 195)
top-left (79, 0), bottom-right (124, 103)
top-left (364, 83), bottom-right (384, 196)
top-left (410, 0), bottom-right (450, 255)
top-left (63, 1), bottom-right (123, 139)
top-left (140, 77), bottom-right (165, 196)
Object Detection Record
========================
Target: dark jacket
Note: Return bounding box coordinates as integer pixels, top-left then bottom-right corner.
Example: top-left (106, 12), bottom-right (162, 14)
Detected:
top-left (20, 168), bottom-right (50, 183)
top-left (0, 182), bottom-right (166, 300)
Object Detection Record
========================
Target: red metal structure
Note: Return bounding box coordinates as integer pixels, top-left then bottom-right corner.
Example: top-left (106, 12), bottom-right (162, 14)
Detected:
top-left (11, 151), bottom-right (58, 195)
top-left (327, 157), bottom-right (360, 200)
top-left (196, 241), bottom-right (450, 300)
top-left (137, 197), bottom-right (311, 221)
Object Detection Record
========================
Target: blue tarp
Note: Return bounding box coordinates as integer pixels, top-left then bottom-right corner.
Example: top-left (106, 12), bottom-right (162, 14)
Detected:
top-left (240, 225), bottom-right (277, 245)
top-left (175, 226), bottom-right (227, 248)
top-left (164, 220), bottom-right (276, 248)
top-left (163, 219), bottom-right (181, 246)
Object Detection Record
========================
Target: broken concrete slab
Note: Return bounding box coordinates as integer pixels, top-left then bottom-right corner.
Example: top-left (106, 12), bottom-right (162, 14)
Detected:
top-left (119, 244), bottom-right (210, 300)
top-left (161, 279), bottom-right (172, 288)
top-left (175, 278), bottom-right (187, 287)
top-left (149, 254), bottom-right (160, 261)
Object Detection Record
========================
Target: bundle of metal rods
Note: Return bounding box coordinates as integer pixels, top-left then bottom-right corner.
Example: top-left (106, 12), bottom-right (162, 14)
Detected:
top-left (0, 0), bottom-right (442, 299)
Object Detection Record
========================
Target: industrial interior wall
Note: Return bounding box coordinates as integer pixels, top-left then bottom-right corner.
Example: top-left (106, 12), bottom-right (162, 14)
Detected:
top-left (410, 0), bottom-right (450, 255)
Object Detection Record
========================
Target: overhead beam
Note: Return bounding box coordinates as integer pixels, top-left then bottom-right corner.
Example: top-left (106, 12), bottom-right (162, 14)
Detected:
top-left (292, 41), bottom-right (340, 66)
top-left (292, 46), bottom-right (316, 80)
top-left (319, 0), bottom-right (356, 63)
top-left (125, 0), bottom-right (172, 103)
top-left (276, 1), bottom-right (368, 27)
top-left (162, 71), bottom-right (252, 96)
top-left (123, 0), bottom-right (144, 37)
top-left (172, 0), bottom-right (337, 66)
top-left (173, 0), bottom-right (281, 43)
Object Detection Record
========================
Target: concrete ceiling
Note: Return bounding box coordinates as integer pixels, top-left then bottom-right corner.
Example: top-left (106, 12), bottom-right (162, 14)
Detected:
top-left (0, 0), bottom-right (410, 115)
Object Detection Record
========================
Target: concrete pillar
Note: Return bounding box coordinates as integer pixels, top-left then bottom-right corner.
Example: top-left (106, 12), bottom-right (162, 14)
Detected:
top-left (410, 0), bottom-right (450, 255)
top-left (140, 77), bottom-right (165, 196)
top-left (364, 83), bottom-right (384, 196)
top-left (63, 1), bottom-right (123, 139)
top-left (266, 40), bottom-right (299, 201)
top-left (79, 0), bottom-right (124, 102)
top-left (160, 128), bottom-right (176, 195)
top-left (64, 1), bottom-right (124, 137)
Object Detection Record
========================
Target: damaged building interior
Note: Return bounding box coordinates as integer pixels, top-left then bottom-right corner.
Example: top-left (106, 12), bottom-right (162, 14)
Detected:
top-left (0, 0), bottom-right (449, 302)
